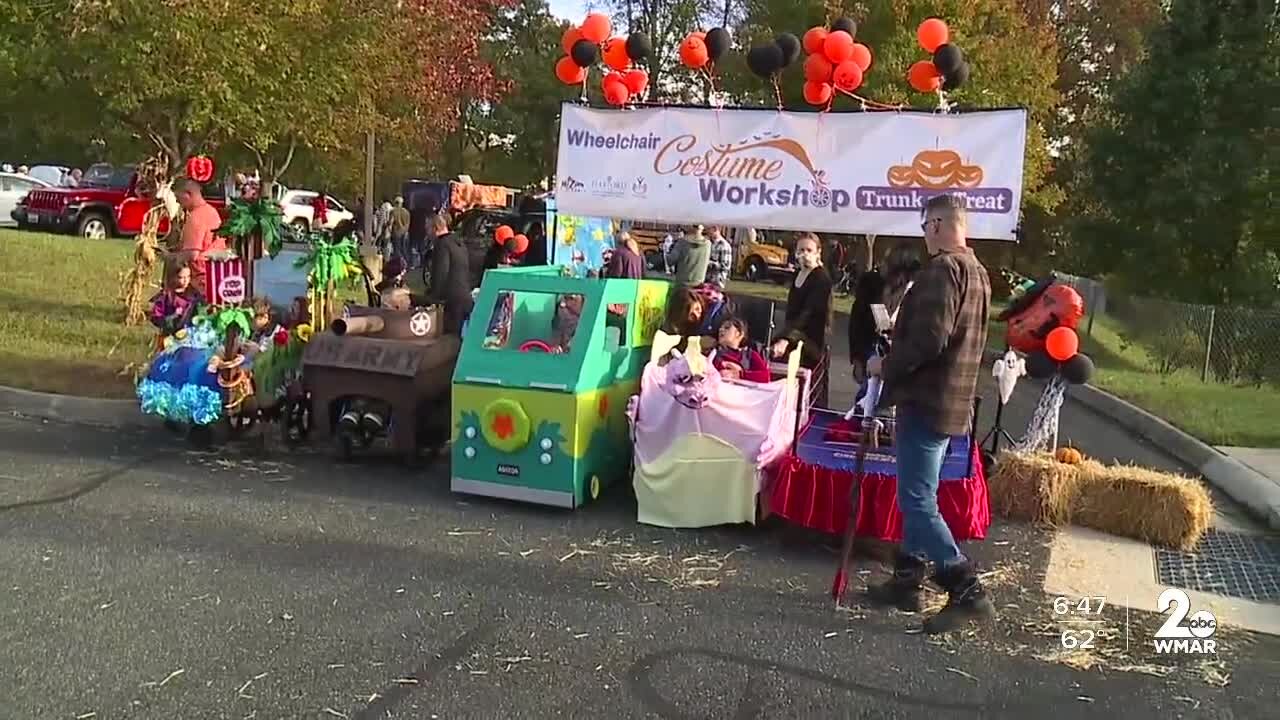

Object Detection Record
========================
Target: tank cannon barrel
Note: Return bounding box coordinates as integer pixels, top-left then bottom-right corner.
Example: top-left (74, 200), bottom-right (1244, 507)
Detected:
top-left (331, 315), bottom-right (385, 336)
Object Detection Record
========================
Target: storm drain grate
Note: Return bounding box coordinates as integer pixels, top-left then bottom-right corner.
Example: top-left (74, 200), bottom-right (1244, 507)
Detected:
top-left (1154, 529), bottom-right (1280, 604)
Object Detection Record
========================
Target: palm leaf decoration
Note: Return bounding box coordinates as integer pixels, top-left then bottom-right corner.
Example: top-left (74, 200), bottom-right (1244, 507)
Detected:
top-left (293, 230), bottom-right (364, 327)
top-left (219, 198), bottom-right (285, 258)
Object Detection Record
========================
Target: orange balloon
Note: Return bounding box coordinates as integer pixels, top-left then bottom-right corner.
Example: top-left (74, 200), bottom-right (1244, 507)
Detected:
top-left (623, 68), bottom-right (649, 95)
top-left (494, 225), bottom-right (514, 244)
top-left (833, 60), bottom-right (863, 92)
top-left (603, 75), bottom-right (630, 105)
top-left (1045, 327), bottom-right (1079, 362)
top-left (802, 27), bottom-right (828, 55)
top-left (679, 35), bottom-right (709, 69)
top-left (822, 30), bottom-right (854, 64)
top-left (581, 13), bottom-right (611, 44)
top-left (561, 26), bottom-right (583, 55)
top-left (555, 56), bottom-right (586, 85)
top-left (803, 53), bottom-right (833, 83)
top-left (803, 81), bottom-right (832, 106)
top-left (850, 42), bottom-right (873, 72)
top-left (917, 17), bottom-right (949, 53)
top-left (907, 60), bottom-right (942, 92)
top-left (603, 36), bottom-right (630, 71)
top-left (507, 233), bottom-right (530, 256)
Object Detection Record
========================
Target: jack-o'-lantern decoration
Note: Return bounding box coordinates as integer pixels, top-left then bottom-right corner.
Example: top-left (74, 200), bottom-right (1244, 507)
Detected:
top-left (886, 165), bottom-right (916, 187)
top-left (185, 155), bottom-right (214, 183)
top-left (998, 277), bottom-right (1085, 354)
top-left (885, 149), bottom-right (983, 190)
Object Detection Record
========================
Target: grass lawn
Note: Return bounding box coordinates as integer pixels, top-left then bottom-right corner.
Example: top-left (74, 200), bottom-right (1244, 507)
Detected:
top-left (1075, 312), bottom-right (1280, 448)
top-left (0, 229), bottom-right (157, 398)
top-left (984, 299), bottom-right (1279, 447)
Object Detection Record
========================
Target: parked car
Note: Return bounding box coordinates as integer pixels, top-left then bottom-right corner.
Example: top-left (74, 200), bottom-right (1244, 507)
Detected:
top-left (14, 163), bottom-right (227, 238)
top-left (279, 190), bottom-right (353, 232)
top-left (25, 165), bottom-right (70, 187)
top-left (2, 172), bottom-right (52, 227)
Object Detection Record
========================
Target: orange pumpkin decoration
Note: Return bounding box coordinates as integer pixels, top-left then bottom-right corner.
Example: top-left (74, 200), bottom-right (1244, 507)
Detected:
top-left (1055, 447), bottom-right (1083, 465)
top-left (911, 149), bottom-right (964, 189)
top-left (886, 165), bottom-right (916, 187)
top-left (954, 164), bottom-right (984, 188)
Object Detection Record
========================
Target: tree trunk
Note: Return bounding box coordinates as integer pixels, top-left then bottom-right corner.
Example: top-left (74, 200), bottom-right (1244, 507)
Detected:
top-left (858, 234), bottom-right (877, 273)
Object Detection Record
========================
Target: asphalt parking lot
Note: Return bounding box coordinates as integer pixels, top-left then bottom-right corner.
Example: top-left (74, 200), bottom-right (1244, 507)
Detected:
top-left (2, 411), bottom-right (1278, 719)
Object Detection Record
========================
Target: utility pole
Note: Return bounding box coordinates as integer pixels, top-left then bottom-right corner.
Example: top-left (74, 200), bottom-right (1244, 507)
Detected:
top-left (364, 131), bottom-right (375, 243)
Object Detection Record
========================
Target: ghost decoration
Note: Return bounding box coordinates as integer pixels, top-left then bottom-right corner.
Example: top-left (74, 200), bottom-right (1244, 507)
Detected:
top-left (992, 349), bottom-right (1026, 406)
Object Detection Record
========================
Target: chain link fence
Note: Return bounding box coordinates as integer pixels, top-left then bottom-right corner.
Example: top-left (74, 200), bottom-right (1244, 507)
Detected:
top-left (1054, 272), bottom-right (1280, 387)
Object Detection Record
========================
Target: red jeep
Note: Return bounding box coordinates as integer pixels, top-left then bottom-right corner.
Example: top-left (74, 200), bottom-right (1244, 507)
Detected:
top-left (15, 164), bottom-right (226, 239)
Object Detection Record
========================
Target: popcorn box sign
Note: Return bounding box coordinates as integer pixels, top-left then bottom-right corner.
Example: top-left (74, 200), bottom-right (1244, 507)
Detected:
top-left (209, 258), bottom-right (246, 305)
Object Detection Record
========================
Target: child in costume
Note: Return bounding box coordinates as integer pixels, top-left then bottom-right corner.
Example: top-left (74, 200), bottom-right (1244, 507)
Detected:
top-left (150, 262), bottom-right (203, 348)
top-left (711, 317), bottom-right (771, 383)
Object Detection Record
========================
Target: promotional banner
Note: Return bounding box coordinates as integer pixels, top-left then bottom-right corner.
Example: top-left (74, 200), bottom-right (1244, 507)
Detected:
top-left (555, 104), bottom-right (1027, 240)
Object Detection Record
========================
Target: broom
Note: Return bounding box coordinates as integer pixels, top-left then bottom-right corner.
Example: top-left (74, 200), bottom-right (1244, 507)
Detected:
top-left (831, 414), bottom-right (875, 604)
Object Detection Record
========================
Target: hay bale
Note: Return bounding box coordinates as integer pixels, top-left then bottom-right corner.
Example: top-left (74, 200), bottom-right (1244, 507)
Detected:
top-left (1074, 461), bottom-right (1213, 550)
top-left (988, 451), bottom-right (1081, 525)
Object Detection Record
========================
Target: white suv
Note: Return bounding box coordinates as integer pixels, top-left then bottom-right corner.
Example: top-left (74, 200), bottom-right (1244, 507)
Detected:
top-left (280, 190), bottom-right (354, 231)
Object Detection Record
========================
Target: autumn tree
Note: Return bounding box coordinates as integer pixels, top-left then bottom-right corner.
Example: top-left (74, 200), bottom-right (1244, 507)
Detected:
top-left (1073, 0), bottom-right (1280, 306)
top-left (4, 0), bottom-right (508, 189)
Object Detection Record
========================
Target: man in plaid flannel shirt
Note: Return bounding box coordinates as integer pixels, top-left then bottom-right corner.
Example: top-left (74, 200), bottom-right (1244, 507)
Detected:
top-left (865, 193), bottom-right (993, 634)
top-left (706, 226), bottom-right (734, 288)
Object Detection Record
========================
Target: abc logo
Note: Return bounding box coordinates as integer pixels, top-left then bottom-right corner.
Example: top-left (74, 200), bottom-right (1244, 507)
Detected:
top-left (1186, 610), bottom-right (1217, 638)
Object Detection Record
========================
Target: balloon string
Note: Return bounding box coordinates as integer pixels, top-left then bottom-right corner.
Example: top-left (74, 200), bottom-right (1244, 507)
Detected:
top-left (772, 77), bottom-right (783, 110)
top-left (837, 88), bottom-right (903, 111)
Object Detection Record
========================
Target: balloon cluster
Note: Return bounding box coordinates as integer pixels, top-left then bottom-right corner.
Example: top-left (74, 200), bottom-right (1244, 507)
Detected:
top-left (679, 27), bottom-right (732, 71)
top-left (555, 13), bottom-right (652, 106)
top-left (741, 31), bottom-right (800, 80)
top-left (800, 17), bottom-right (873, 106)
top-left (1025, 327), bottom-right (1094, 385)
top-left (907, 18), bottom-right (970, 93)
top-left (493, 225), bottom-right (529, 257)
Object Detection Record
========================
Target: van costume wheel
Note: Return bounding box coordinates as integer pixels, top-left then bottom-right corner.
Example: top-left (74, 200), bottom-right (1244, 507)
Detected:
top-left (589, 474), bottom-right (602, 501)
top-left (481, 398), bottom-right (531, 453)
top-left (518, 340), bottom-right (553, 353)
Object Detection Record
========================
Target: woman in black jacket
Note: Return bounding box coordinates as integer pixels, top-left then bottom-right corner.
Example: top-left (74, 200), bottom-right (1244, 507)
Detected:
top-left (770, 233), bottom-right (834, 406)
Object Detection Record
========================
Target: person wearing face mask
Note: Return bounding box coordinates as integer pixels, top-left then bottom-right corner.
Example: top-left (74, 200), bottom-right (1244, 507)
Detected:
top-left (864, 193), bottom-right (992, 634)
top-left (770, 232), bottom-right (833, 406)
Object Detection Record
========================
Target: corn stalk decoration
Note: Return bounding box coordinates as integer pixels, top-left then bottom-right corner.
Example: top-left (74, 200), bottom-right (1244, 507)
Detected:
top-left (120, 155), bottom-right (179, 325)
top-left (293, 231), bottom-right (363, 330)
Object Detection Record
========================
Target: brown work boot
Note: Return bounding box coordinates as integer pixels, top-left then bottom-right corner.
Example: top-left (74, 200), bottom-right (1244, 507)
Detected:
top-left (866, 553), bottom-right (927, 612)
top-left (923, 560), bottom-right (995, 634)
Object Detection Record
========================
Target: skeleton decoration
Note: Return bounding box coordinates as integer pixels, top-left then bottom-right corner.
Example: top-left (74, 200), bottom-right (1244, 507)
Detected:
top-left (1014, 375), bottom-right (1067, 453)
top-left (661, 342), bottom-right (721, 410)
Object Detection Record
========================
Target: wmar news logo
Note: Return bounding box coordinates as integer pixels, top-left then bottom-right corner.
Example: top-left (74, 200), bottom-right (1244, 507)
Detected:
top-left (1153, 588), bottom-right (1217, 655)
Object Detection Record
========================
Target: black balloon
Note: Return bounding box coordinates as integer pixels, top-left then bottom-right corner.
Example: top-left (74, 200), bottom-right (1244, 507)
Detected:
top-left (1061, 353), bottom-right (1096, 385)
top-left (933, 44), bottom-right (964, 75)
top-left (774, 32), bottom-right (801, 66)
top-left (832, 17), bottom-right (857, 37)
top-left (705, 27), bottom-right (731, 61)
top-left (943, 61), bottom-right (970, 91)
top-left (1026, 349), bottom-right (1058, 380)
top-left (746, 44), bottom-right (785, 78)
top-left (570, 39), bottom-right (599, 68)
top-left (625, 32), bottom-right (652, 62)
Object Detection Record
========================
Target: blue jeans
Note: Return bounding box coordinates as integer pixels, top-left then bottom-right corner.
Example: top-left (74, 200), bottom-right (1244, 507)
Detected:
top-left (895, 410), bottom-right (964, 568)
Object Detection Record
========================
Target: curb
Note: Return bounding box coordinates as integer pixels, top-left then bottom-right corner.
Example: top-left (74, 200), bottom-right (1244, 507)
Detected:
top-left (1069, 383), bottom-right (1280, 531)
top-left (0, 385), bottom-right (153, 430)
